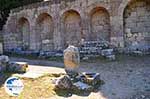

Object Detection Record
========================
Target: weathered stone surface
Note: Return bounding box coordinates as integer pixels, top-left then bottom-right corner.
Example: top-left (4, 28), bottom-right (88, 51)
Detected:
top-left (106, 55), bottom-right (116, 61)
top-left (124, 0), bottom-right (150, 49)
top-left (0, 43), bottom-right (3, 54)
top-left (2, 0), bottom-right (150, 52)
top-left (101, 49), bottom-right (116, 60)
top-left (0, 55), bottom-right (9, 63)
top-left (0, 55), bottom-right (9, 72)
top-left (77, 72), bottom-right (101, 86)
top-left (101, 49), bottom-right (113, 56)
top-left (55, 75), bottom-right (73, 89)
top-left (79, 41), bottom-right (109, 58)
top-left (73, 81), bottom-right (93, 91)
top-left (8, 62), bottom-right (28, 73)
top-left (64, 45), bottom-right (80, 76)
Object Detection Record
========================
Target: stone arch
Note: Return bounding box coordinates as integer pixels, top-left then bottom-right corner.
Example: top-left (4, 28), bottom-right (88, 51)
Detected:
top-left (90, 7), bottom-right (110, 41)
top-left (62, 10), bottom-right (82, 48)
top-left (123, 0), bottom-right (150, 48)
top-left (36, 13), bottom-right (54, 51)
top-left (17, 17), bottom-right (30, 50)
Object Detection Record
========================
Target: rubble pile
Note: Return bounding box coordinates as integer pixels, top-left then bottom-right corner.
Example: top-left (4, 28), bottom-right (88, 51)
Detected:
top-left (54, 72), bottom-right (102, 91)
top-left (54, 45), bottom-right (103, 92)
top-left (79, 41), bottom-right (116, 60)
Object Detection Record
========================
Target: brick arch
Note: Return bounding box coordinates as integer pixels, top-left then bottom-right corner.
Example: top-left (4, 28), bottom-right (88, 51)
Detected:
top-left (118, 0), bottom-right (149, 17)
top-left (61, 9), bottom-right (82, 48)
top-left (123, 0), bottom-right (150, 48)
top-left (86, 3), bottom-right (110, 16)
top-left (17, 17), bottom-right (30, 50)
top-left (60, 8), bottom-right (83, 18)
top-left (17, 13), bottom-right (32, 25)
top-left (35, 13), bottom-right (54, 51)
top-left (89, 7), bottom-right (110, 41)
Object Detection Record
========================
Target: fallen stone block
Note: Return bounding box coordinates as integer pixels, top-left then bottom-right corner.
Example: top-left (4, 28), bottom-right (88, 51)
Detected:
top-left (77, 72), bottom-right (101, 86)
top-left (106, 55), bottom-right (116, 61)
top-left (101, 49), bottom-right (114, 56)
top-left (55, 75), bottom-right (73, 89)
top-left (0, 55), bottom-right (9, 63)
top-left (8, 62), bottom-right (28, 73)
top-left (132, 51), bottom-right (143, 56)
top-left (73, 81), bottom-right (93, 91)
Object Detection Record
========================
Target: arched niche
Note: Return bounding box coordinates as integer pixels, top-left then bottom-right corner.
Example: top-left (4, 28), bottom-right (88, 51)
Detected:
top-left (123, 0), bottom-right (150, 48)
top-left (36, 13), bottom-right (54, 51)
top-left (90, 7), bottom-right (110, 41)
top-left (18, 17), bottom-right (30, 50)
top-left (62, 10), bottom-right (82, 48)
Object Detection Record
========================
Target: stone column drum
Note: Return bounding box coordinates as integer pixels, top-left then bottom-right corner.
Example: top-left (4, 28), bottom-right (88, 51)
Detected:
top-left (64, 45), bottom-right (80, 77)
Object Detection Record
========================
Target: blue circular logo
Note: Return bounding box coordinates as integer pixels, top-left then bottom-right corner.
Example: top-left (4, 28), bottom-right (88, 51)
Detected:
top-left (4, 77), bottom-right (24, 96)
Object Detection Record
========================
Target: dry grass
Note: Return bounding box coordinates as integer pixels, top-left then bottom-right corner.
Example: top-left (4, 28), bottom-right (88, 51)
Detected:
top-left (0, 74), bottom-right (57, 99)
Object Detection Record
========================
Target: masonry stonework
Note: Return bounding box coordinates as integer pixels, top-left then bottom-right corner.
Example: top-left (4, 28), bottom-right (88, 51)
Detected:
top-left (3, 0), bottom-right (150, 52)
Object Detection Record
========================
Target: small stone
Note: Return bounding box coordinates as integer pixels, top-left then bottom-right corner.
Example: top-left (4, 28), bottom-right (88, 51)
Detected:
top-left (82, 56), bottom-right (89, 60)
top-left (0, 55), bottom-right (9, 63)
top-left (78, 72), bottom-right (101, 86)
top-left (55, 75), bottom-right (73, 89)
top-left (133, 51), bottom-right (143, 56)
top-left (141, 95), bottom-right (145, 98)
top-left (106, 55), bottom-right (116, 61)
top-left (101, 49), bottom-right (114, 56)
top-left (73, 81), bottom-right (93, 91)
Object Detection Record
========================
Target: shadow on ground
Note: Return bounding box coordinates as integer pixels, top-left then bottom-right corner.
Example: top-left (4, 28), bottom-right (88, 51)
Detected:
top-left (0, 72), bottom-right (13, 87)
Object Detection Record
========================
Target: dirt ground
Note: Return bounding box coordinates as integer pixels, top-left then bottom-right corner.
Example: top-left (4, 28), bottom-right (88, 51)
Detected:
top-left (6, 55), bottom-right (150, 99)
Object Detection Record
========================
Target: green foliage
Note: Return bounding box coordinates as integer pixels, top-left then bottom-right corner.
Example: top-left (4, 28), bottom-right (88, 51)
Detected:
top-left (0, 0), bottom-right (42, 10)
top-left (0, 0), bottom-right (42, 30)
top-left (0, 0), bottom-right (21, 10)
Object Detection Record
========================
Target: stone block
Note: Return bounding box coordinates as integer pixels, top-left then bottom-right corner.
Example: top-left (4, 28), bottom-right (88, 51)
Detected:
top-left (8, 62), bottom-right (28, 73)
top-left (77, 72), bottom-right (101, 86)
top-left (0, 55), bottom-right (9, 63)
top-left (64, 45), bottom-right (80, 76)
top-left (101, 49), bottom-right (114, 56)
top-left (73, 81), bottom-right (93, 91)
top-left (55, 75), bottom-right (73, 89)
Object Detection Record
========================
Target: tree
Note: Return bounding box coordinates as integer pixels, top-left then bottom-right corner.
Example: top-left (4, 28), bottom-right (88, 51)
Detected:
top-left (0, 0), bottom-right (42, 30)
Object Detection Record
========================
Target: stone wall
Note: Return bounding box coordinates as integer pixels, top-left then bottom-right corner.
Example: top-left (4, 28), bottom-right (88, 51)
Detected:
top-left (2, 0), bottom-right (150, 52)
top-left (36, 13), bottom-right (54, 51)
top-left (91, 7), bottom-right (110, 41)
top-left (124, 0), bottom-right (150, 49)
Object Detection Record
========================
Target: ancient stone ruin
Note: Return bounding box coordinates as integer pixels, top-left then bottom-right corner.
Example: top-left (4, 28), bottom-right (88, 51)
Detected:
top-left (0, 55), bottom-right (28, 73)
top-left (54, 45), bottom-right (102, 91)
top-left (64, 45), bottom-right (80, 77)
top-left (2, 0), bottom-right (150, 54)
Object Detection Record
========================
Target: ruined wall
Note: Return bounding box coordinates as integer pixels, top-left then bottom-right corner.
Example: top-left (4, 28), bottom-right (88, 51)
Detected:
top-left (124, 0), bottom-right (150, 49)
top-left (36, 13), bottom-right (54, 51)
top-left (91, 7), bottom-right (110, 41)
top-left (63, 10), bottom-right (81, 47)
top-left (3, 0), bottom-right (150, 52)
top-left (18, 17), bottom-right (30, 49)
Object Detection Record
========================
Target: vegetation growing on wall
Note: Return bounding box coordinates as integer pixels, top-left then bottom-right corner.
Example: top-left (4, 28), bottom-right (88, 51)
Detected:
top-left (0, 0), bottom-right (42, 30)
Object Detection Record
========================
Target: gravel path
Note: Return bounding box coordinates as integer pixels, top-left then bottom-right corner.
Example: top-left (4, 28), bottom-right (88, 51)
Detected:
top-left (10, 55), bottom-right (150, 99)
